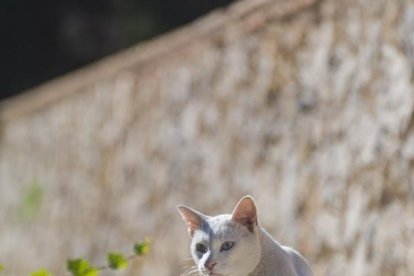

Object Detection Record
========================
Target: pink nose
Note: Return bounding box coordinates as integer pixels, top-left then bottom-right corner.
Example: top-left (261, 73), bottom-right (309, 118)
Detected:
top-left (205, 261), bottom-right (217, 271)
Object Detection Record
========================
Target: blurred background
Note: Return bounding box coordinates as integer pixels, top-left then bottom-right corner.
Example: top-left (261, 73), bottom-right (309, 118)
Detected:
top-left (1, 0), bottom-right (414, 275)
top-left (0, 0), bottom-right (234, 99)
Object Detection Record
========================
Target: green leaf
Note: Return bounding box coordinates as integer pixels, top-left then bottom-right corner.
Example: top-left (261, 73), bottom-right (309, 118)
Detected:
top-left (134, 238), bottom-right (151, 256)
top-left (67, 259), bottom-right (89, 274)
top-left (107, 252), bottom-right (128, 270)
top-left (0, 264), bottom-right (3, 272)
top-left (80, 268), bottom-right (98, 276)
top-left (67, 258), bottom-right (99, 276)
top-left (29, 268), bottom-right (53, 276)
top-left (20, 180), bottom-right (43, 220)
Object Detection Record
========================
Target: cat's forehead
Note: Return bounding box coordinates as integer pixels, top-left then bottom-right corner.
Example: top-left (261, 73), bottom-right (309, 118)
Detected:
top-left (207, 214), bottom-right (232, 230)
top-left (191, 213), bottom-right (251, 243)
top-left (204, 214), bottom-right (246, 239)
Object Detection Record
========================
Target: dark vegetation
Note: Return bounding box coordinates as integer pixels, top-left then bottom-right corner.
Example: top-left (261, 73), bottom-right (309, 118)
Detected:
top-left (0, 0), bottom-right (234, 99)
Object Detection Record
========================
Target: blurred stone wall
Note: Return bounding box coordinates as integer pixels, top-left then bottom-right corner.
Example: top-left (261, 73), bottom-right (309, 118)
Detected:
top-left (1, 0), bottom-right (414, 275)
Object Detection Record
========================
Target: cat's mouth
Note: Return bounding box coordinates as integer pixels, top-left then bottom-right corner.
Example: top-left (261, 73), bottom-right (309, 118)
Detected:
top-left (201, 268), bottom-right (225, 276)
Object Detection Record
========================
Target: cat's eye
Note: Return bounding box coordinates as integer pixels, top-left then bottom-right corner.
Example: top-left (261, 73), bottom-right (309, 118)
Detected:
top-left (220, 241), bottom-right (235, 252)
top-left (196, 243), bottom-right (208, 253)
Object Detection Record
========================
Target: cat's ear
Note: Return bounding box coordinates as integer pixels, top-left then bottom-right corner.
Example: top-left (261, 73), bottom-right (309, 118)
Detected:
top-left (231, 196), bottom-right (257, 232)
top-left (177, 205), bottom-right (205, 237)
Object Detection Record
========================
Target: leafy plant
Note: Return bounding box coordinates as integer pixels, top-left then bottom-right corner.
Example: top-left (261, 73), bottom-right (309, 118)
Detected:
top-left (10, 238), bottom-right (152, 275)
top-left (29, 268), bottom-right (52, 276)
top-left (67, 258), bottom-right (98, 276)
top-left (107, 253), bottom-right (128, 270)
top-left (20, 180), bottom-right (43, 220)
top-left (134, 238), bottom-right (151, 255)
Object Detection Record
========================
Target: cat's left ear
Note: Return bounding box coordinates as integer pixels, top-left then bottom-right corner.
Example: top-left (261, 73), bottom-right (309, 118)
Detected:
top-left (177, 205), bottom-right (205, 237)
top-left (231, 196), bottom-right (257, 232)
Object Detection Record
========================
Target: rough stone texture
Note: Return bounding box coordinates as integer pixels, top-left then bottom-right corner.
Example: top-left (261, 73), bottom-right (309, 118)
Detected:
top-left (1, 0), bottom-right (414, 275)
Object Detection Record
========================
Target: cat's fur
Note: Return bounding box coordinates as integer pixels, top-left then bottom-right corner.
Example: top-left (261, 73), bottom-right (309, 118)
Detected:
top-left (177, 196), bottom-right (313, 276)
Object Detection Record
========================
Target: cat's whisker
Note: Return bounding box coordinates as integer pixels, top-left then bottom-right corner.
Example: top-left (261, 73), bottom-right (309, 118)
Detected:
top-left (181, 263), bottom-right (197, 271)
top-left (187, 268), bottom-right (199, 276)
top-left (182, 265), bottom-right (195, 270)
top-left (181, 256), bottom-right (198, 276)
top-left (180, 265), bottom-right (199, 276)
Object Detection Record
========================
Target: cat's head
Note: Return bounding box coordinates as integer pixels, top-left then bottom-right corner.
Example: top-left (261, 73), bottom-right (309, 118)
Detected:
top-left (177, 196), bottom-right (261, 276)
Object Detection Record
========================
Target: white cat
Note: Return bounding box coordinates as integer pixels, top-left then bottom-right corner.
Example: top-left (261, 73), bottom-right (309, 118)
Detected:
top-left (177, 196), bottom-right (313, 276)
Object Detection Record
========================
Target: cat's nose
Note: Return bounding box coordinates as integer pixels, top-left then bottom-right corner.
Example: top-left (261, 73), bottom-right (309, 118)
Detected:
top-left (205, 261), bottom-right (217, 271)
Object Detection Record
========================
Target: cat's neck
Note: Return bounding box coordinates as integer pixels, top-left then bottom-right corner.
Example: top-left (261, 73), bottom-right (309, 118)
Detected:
top-left (248, 226), bottom-right (294, 276)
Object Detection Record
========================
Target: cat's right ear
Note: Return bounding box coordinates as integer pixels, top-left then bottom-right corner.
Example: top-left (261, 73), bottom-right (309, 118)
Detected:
top-left (177, 205), bottom-right (204, 237)
top-left (231, 196), bottom-right (257, 232)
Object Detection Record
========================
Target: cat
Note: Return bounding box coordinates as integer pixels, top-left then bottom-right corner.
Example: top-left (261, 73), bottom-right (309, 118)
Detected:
top-left (177, 195), bottom-right (313, 276)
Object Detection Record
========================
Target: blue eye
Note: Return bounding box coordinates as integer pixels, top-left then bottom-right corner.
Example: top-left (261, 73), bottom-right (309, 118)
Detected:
top-left (220, 241), bottom-right (235, 251)
top-left (196, 243), bottom-right (208, 254)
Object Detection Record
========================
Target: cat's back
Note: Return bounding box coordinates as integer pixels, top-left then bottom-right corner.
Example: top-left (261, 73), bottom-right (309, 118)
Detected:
top-left (257, 230), bottom-right (313, 276)
top-left (282, 246), bottom-right (313, 276)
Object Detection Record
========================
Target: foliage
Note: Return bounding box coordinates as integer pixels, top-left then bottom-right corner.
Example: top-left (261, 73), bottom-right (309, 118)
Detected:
top-left (134, 238), bottom-right (151, 255)
top-left (0, 238), bottom-right (151, 275)
top-left (107, 253), bottom-right (128, 270)
top-left (67, 259), bottom-right (98, 276)
top-left (1, 0), bottom-right (235, 99)
top-left (29, 268), bottom-right (52, 276)
top-left (20, 180), bottom-right (43, 220)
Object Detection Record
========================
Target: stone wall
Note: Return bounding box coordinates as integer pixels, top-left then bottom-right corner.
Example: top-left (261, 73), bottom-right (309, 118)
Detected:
top-left (1, 0), bottom-right (414, 275)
